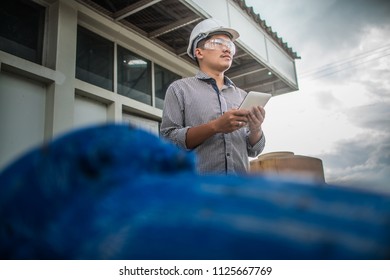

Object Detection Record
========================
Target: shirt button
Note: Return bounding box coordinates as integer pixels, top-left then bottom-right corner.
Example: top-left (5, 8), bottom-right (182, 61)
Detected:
top-left (226, 153), bottom-right (230, 157)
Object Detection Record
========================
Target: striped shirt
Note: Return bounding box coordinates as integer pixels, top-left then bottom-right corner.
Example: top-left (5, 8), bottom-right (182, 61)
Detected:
top-left (160, 71), bottom-right (265, 175)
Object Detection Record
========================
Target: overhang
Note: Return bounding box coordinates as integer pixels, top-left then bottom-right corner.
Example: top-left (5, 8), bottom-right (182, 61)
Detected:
top-left (76, 0), bottom-right (300, 95)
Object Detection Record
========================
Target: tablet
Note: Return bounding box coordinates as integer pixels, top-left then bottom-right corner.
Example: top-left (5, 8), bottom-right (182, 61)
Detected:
top-left (239, 91), bottom-right (272, 110)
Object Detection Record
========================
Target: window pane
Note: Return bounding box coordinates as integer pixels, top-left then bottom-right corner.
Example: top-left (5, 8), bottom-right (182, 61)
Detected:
top-left (76, 26), bottom-right (114, 91)
top-left (0, 0), bottom-right (45, 64)
top-left (117, 46), bottom-right (152, 105)
top-left (154, 64), bottom-right (181, 109)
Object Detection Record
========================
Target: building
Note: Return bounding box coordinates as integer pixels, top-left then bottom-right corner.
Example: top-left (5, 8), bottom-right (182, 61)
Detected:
top-left (0, 0), bottom-right (299, 170)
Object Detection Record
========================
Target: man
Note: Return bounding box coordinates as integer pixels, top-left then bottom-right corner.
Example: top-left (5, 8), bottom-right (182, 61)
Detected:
top-left (160, 18), bottom-right (266, 175)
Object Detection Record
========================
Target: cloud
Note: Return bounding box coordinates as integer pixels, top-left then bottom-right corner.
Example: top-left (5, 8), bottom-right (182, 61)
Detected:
top-left (335, 0), bottom-right (390, 25)
top-left (360, 65), bottom-right (390, 100)
top-left (320, 99), bottom-right (390, 191)
top-left (246, 0), bottom-right (390, 47)
top-left (293, 1), bottom-right (390, 70)
top-left (245, 0), bottom-right (390, 193)
top-left (311, 90), bottom-right (344, 110)
top-left (327, 165), bottom-right (390, 194)
top-left (302, 0), bottom-right (390, 44)
top-left (320, 132), bottom-right (390, 192)
top-left (347, 102), bottom-right (390, 132)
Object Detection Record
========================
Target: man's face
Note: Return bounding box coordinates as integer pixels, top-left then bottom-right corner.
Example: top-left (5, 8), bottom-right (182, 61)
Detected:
top-left (196, 34), bottom-right (235, 72)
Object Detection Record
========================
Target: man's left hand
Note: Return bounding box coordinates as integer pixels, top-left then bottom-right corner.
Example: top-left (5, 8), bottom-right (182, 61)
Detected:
top-left (247, 106), bottom-right (265, 133)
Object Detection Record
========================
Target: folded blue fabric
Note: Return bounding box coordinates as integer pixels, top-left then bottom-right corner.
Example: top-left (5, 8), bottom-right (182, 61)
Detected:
top-left (0, 124), bottom-right (389, 259)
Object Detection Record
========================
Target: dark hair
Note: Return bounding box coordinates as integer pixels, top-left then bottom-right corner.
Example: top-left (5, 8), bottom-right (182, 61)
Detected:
top-left (193, 36), bottom-right (211, 65)
top-left (196, 36), bottom-right (211, 49)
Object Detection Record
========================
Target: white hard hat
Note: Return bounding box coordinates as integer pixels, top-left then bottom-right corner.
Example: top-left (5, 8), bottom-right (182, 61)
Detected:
top-left (187, 18), bottom-right (240, 60)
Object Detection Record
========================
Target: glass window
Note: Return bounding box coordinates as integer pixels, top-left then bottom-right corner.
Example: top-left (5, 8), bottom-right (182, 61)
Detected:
top-left (0, 0), bottom-right (45, 64)
top-left (154, 64), bottom-right (181, 109)
top-left (117, 46), bottom-right (152, 105)
top-left (76, 26), bottom-right (114, 91)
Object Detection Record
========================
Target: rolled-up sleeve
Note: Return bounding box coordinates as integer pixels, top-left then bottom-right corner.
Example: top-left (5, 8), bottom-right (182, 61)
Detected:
top-left (246, 132), bottom-right (266, 158)
top-left (160, 85), bottom-right (191, 151)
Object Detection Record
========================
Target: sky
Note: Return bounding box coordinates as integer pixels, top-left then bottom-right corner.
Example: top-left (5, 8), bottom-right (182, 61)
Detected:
top-left (244, 0), bottom-right (390, 192)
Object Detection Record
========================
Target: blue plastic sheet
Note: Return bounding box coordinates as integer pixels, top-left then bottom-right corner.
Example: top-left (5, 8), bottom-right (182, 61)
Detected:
top-left (0, 124), bottom-right (389, 259)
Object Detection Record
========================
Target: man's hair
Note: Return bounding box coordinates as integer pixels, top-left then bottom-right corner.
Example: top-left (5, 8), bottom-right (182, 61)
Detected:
top-left (196, 36), bottom-right (210, 49)
top-left (194, 36), bottom-right (211, 66)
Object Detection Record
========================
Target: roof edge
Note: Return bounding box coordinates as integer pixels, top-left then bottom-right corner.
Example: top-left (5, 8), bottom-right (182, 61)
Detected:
top-left (233, 0), bottom-right (301, 59)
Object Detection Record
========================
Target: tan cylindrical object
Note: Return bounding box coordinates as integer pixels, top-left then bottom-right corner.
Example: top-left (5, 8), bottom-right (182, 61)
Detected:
top-left (250, 152), bottom-right (325, 183)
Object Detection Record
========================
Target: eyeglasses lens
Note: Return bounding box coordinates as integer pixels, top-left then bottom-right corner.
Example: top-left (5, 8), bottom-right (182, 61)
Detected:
top-left (204, 39), bottom-right (236, 55)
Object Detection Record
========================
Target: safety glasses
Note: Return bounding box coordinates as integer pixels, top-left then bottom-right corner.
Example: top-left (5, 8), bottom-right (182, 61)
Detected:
top-left (202, 38), bottom-right (236, 56)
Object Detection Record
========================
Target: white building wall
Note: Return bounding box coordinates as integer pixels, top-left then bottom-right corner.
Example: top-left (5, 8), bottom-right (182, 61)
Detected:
top-left (123, 113), bottom-right (160, 136)
top-left (228, 6), bottom-right (268, 62)
top-left (47, 0), bottom-right (78, 137)
top-left (266, 40), bottom-right (297, 84)
top-left (0, 71), bottom-right (46, 169)
top-left (74, 95), bottom-right (108, 129)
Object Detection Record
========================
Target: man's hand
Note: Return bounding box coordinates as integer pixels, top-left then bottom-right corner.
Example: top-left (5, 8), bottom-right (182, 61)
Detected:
top-left (211, 109), bottom-right (249, 133)
top-left (185, 107), bottom-right (264, 149)
top-left (247, 106), bottom-right (265, 133)
top-left (247, 106), bottom-right (265, 146)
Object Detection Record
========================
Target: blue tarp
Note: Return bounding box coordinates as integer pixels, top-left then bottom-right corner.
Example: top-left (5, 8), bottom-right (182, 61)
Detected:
top-left (0, 124), bottom-right (389, 259)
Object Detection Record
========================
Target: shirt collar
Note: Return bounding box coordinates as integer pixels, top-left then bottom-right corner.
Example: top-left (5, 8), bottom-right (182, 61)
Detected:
top-left (195, 71), bottom-right (236, 88)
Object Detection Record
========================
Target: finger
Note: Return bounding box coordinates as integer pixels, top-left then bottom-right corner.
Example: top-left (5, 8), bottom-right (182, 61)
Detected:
top-left (248, 109), bottom-right (260, 122)
top-left (238, 116), bottom-right (249, 123)
top-left (257, 106), bottom-right (265, 117)
top-left (248, 114), bottom-right (260, 126)
top-left (235, 120), bottom-right (247, 128)
top-left (234, 109), bottom-right (250, 116)
top-left (247, 113), bottom-right (256, 122)
top-left (251, 106), bottom-right (264, 120)
top-left (248, 110), bottom-right (263, 126)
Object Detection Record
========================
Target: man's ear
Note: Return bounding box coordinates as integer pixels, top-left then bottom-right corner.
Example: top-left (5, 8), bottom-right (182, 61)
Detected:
top-left (195, 48), bottom-right (203, 60)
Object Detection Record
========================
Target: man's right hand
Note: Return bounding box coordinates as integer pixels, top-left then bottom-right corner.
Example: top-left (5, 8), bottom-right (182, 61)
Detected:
top-left (211, 109), bottom-right (249, 133)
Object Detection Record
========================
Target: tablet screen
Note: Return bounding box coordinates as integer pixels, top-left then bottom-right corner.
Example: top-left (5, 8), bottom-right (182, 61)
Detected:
top-left (239, 91), bottom-right (272, 110)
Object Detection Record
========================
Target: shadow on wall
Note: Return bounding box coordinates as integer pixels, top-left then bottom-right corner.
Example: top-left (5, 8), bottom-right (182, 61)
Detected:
top-left (0, 124), bottom-right (389, 260)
